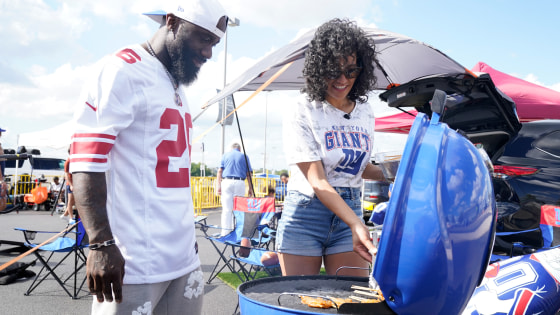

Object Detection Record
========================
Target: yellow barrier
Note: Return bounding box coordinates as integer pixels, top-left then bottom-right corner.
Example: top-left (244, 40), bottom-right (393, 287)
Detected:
top-left (7, 174), bottom-right (286, 214)
top-left (190, 176), bottom-right (286, 214)
top-left (190, 176), bottom-right (221, 215)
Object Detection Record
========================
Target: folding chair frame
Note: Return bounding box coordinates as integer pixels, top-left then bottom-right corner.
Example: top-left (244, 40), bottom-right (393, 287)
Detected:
top-left (230, 245), bottom-right (280, 282)
top-left (199, 197), bottom-right (277, 284)
top-left (16, 218), bottom-right (88, 299)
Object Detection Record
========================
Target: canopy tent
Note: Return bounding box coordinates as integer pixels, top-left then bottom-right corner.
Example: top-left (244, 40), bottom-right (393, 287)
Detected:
top-left (374, 110), bottom-right (419, 134)
top-left (472, 62), bottom-right (560, 122)
top-left (374, 62), bottom-right (560, 134)
top-left (203, 27), bottom-right (469, 108)
top-left (17, 120), bottom-right (74, 151)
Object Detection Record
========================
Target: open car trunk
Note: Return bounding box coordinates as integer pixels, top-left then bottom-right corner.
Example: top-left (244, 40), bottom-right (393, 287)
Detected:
top-left (379, 73), bottom-right (522, 160)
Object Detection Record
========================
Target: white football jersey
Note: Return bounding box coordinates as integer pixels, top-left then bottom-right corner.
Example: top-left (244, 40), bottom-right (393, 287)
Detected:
top-left (283, 95), bottom-right (375, 197)
top-left (69, 44), bottom-right (199, 284)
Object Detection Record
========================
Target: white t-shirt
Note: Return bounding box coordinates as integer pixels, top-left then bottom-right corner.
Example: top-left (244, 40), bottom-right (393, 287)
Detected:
top-left (69, 44), bottom-right (199, 284)
top-left (283, 95), bottom-right (375, 197)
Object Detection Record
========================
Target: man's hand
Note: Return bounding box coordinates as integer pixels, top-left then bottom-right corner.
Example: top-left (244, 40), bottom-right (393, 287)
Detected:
top-left (87, 245), bottom-right (125, 303)
top-left (73, 172), bottom-right (124, 303)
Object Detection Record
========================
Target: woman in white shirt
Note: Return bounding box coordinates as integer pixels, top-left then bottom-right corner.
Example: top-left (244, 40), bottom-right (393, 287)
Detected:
top-left (277, 18), bottom-right (386, 276)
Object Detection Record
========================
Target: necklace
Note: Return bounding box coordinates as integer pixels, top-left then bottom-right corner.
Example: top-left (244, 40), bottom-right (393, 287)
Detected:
top-left (145, 41), bottom-right (182, 107)
top-left (324, 99), bottom-right (355, 114)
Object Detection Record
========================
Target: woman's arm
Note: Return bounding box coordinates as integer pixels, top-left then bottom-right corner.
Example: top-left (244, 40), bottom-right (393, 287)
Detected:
top-left (297, 161), bottom-right (375, 262)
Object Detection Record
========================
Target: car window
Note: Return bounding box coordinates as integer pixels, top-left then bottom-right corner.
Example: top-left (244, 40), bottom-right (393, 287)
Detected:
top-left (534, 131), bottom-right (560, 158)
top-left (5, 160), bottom-right (24, 168)
top-left (30, 158), bottom-right (65, 170)
top-left (364, 181), bottom-right (390, 195)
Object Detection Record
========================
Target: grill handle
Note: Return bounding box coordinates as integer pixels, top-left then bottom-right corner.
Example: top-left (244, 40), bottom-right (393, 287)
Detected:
top-left (335, 266), bottom-right (370, 277)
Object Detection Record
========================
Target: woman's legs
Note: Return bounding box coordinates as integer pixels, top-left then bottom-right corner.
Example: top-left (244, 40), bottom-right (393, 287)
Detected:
top-left (279, 251), bottom-right (369, 277)
top-left (324, 251), bottom-right (369, 276)
top-left (279, 253), bottom-right (323, 276)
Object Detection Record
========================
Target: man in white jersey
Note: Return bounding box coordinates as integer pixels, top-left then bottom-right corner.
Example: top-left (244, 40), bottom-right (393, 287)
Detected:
top-left (69, 1), bottom-right (228, 314)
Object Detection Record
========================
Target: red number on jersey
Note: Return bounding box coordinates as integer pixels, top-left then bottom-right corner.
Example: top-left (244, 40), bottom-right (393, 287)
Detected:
top-left (155, 109), bottom-right (191, 188)
top-left (116, 49), bottom-right (141, 64)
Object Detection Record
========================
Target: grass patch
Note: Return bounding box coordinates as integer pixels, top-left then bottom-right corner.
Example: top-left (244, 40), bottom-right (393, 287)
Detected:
top-left (217, 268), bottom-right (327, 289)
top-left (217, 271), bottom-right (272, 289)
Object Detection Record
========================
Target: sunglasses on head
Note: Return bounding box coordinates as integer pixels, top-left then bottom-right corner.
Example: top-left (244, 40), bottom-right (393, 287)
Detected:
top-left (326, 66), bottom-right (362, 80)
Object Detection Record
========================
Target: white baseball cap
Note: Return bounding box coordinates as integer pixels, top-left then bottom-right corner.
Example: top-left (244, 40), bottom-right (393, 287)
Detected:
top-left (143, 0), bottom-right (228, 38)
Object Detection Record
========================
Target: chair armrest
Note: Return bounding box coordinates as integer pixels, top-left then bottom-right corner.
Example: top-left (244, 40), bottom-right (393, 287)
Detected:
top-left (495, 227), bottom-right (540, 236)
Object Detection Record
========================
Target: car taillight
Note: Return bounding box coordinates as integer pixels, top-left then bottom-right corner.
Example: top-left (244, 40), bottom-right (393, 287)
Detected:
top-left (366, 195), bottom-right (378, 199)
top-left (493, 165), bottom-right (538, 178)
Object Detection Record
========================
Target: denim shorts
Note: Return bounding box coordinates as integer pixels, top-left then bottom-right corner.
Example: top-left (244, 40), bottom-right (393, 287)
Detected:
top-left (276, 187), bottom-right (363, 256)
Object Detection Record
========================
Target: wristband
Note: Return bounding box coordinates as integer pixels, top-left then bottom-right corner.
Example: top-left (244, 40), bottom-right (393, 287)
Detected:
top-left (89, 239), bottom-right (116, 250)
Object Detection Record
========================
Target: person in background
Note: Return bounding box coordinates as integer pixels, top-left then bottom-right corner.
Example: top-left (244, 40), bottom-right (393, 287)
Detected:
top-left (277, 18), bottom-right (386, 277)
top-left (49, 176), bottom-right (64, 207)
top-left (276, 172), bottom-right (289, 201)
top-left (0, 127), bottom-right (6, 178)
top-left (69, 1), bottom-right (229, 314)
top-left (280, 172), bottom-right (289, 185)
top-left (216, 142), bottom-right (254, 236)
top-left (0, 127), bottom-right (6, 211)
top-left (61, 148), bottom-right (75, 221)
top-left (0, 128), bottom-right (8, 211)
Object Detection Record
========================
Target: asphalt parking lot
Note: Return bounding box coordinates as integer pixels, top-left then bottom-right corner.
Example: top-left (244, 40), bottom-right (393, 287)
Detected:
top-left (0, 208), bottom-right (239, 315)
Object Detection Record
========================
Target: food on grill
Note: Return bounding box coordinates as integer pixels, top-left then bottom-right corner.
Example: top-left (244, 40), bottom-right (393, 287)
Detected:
top-left (299, 295), bottom-right (352, 308)
top-left (349, 295), bottom-right (383, 303)
top-left (300, 296), bottom-right (333, 308)
top-left (350, 285), bottom-right (384, 299)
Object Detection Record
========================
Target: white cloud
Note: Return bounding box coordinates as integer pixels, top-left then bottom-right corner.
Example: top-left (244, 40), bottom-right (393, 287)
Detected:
top-left (223, 0), bottom-right (376, 30)
top-left (2, 0), bottom-right (559, 170)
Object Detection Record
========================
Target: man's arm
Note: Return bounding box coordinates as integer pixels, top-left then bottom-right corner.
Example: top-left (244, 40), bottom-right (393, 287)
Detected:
top-left (216, 168), bottom-right (223, 195)
top-left (362, 163), bottom-right (386, 181)
top-left (72, 172), bottom-right (125, 303)
top-left (245, 171), bottom-right (254, 197)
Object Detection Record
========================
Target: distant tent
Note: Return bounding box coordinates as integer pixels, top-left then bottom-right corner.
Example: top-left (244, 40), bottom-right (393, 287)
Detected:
top-left (375, 62), bottom-right (560, 133)
top-left (17, 121), bottom-right (74, 150)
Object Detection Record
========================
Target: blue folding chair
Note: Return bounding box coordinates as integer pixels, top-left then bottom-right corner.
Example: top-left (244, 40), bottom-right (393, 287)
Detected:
top-left (200, 196), bottom-right (277, 284)
top-left (15, 214), bottom-right (88, 299)
top-left (230, 246), bottom-right (280, 282)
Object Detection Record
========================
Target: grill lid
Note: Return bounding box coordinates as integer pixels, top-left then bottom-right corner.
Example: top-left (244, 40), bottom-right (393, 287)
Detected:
top-left (373, 90), bottom-right (496, 315)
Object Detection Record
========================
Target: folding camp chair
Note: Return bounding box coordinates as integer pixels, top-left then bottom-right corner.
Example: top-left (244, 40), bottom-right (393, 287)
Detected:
top-left (15, 213), bottom-right (88, 299)
top-left (230, 245), bottom-right (281, 282)
top-left (200, 196), bottom-right (276, 284)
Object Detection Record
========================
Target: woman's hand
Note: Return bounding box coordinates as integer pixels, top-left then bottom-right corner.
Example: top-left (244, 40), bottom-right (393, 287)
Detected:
top-left (350, 222), bottom-right (376, 263)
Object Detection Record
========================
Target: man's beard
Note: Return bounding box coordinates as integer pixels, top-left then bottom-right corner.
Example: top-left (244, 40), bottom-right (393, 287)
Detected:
top-left (166, 38), bottom-right (201, 86)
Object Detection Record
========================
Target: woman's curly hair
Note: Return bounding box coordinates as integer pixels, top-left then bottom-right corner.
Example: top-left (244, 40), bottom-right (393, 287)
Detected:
top-left (301, 18), bottom-right (378, 103)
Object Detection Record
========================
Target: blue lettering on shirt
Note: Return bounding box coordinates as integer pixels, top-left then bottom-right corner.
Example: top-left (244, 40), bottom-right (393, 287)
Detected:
top-left (324, 129), bottom-right (371, 176)
top-left (325, 130), bottom-right (370, 151)
top-left (335, 149), bottom-right (367, 175)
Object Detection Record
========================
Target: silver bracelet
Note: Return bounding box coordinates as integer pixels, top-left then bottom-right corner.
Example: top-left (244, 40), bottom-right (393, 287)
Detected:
top-left (89, 239), bottom-right (116, 250)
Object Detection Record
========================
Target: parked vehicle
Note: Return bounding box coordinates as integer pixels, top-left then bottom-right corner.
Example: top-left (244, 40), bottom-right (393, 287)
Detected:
top-left (491, 120), bottom-right (560, 251)
top-left (2, 147), bottom-right (65, 211)
top-left (379, 75), bottom-right (560, 314)
top-left (3, 148), bottom-right (65, 183)
top-left (379, 73), bottom-right (560, 253)
top-left (362, 179), bottom-right (390, 221)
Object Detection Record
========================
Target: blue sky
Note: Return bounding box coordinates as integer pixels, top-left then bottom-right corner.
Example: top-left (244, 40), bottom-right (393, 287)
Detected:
top-left (1, 0), bottom-right (559, 170)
